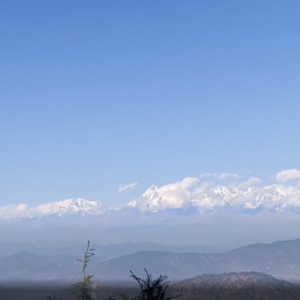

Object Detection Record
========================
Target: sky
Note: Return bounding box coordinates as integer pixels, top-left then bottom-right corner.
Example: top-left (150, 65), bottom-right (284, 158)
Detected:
top-left (1, 1), bottom-right (300, 207)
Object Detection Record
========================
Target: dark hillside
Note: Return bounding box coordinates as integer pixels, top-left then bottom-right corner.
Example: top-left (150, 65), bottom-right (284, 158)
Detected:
top-left (93, 238), bottom-right (300, 282)
top-left (170, 272), bottom-right (300, 300)
top-left (93, 251), bottom-right (217, 281)
top-left (216, 239), bottom-right (300, 280)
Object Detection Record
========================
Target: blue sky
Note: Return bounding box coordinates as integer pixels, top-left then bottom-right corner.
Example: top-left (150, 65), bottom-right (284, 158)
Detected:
top-left (1, 1), bottom-right (300, 207)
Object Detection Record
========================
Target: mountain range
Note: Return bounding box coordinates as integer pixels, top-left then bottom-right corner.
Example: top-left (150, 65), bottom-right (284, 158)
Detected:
top-left (2, 272), bottom-right (300, 300)
top-left (0, 240), bottom-right (227, 259)
top-left (92, 238), bottom-right (300, 282)
top-left (2, 181), bottom-right (300, 247)
top-left (2, 238), bottom-right (300, 283)
top-left (0, 182), bottom-right (299, 221)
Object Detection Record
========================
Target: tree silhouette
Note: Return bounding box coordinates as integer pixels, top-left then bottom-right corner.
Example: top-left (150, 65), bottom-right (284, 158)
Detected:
top-left (46, 241), bottom-right (95, 300)
top-left (46, 242), bottom-right (180, 300)
top-left (71, 240), bottom-right (95, 300)
top-left (129, 269), bottom-right (180, 300)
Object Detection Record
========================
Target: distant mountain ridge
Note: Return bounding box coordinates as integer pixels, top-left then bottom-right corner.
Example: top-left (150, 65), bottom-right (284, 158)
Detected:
top-left (128, 184), bottom-right (287, 213)
top-left (1, 181), bottom-right (299, 221)
top-left (0, 251), bottom-right (80, 282)
top-left (2, 238), bottom-right (300, 283)
top-left (0, 198), bottom-right (106, 220)
top-left (92, 238), bottom-right (300, 282)
top-left (0, 241), bottom-right (226, 259)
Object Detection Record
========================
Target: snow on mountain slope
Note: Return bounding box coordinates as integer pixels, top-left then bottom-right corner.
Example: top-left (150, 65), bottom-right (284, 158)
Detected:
top-left (37, 198), bottom-right (105, 216)
top-left (127, 180), bottom-right (289, 213)
top-left (2, 170), bottom-right (300, 220)
top-left (0, 198), bottom-right (106, 220)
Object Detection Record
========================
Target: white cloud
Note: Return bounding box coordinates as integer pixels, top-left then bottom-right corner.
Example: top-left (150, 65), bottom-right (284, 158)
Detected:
top-left (3, 169), bottom-right (300, 220)
top-left (155, 177), bottom-right (199, 208)
top-left (218, 173), bottom-right (239, 180)
top-left (238, 177), bottom-right (262, 189)
top-left (199, 173), bottom-right (216, 178)
top-left (157, 177), bottom-right (199, 194)
top-left (0, 204), bottom-right (31, 219)
top-left (129, 171), bottom-right (300, 212)
top-left (16, 204), bottom-right (28, 211)
top-left (118, 182), bottom-right (138, 193)
top-left (199, 172), bottom-right (238, 180)
top-left (128, 177), bottom-right (200, 211)
top-left (276, 169), bottom-right (300, 182)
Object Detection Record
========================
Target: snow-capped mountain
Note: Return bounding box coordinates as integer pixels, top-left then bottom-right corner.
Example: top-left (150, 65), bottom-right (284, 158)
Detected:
top-left (0, 198), bottom-right (106, 220)
top-left (37, 198), bottom-right (106, 217)
top-left (127, 181), bottom-right (292, 214)
top-left (2, 171), bottom-right (300, 247)
top-left (1, 175), bottom-right (300, 221)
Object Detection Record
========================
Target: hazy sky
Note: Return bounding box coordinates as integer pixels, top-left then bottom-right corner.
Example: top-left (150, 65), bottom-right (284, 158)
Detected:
top-left (1, 1), bottom-right (299, 207)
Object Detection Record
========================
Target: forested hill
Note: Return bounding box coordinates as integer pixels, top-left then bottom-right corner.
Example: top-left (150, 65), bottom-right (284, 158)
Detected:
top-left (170, 272), bottom-right (300, 300)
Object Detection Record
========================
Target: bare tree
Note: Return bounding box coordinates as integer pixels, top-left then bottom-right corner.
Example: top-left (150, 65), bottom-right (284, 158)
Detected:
top-left (129, 269), bottom-right (180, 300)
top-left (71, 241), bottom-right (95, 300)
top-left (46, 241), bottom-right (95, 300)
